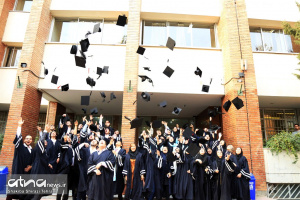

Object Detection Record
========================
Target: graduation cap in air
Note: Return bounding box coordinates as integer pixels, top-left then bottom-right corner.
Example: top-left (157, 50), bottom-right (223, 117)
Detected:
top-left (110, 92), bottom-right (116, 101)
top-left (82, 108), bottom-right (87, 114)
top-left (202, 84), bottom-right (210, 93)
top-left (103, 66), bottom-right (109, 74)
top-left (90, 124), bottom-right (97, 132)
top-left (186, 143), bottom-right (200, 157)
top-left (124, 116), bottom-right (144, 129)
top-left (195, 67), bottom-right (202, 77)
top-left (143, 67), bottom-right (151, 71)
top-left (44, 68), bottom-right (48, 76)
top-left (97, 67), bottom-right (103, 76)
top-left (166, 37), bottom-right (176, 51)
top-left (86, 77), bottom-right (96, 87)
top-left (93, 23), bottom-right (101, 33)
top-left (79, 50), bottom-right (86, 59)
top-left (232, 97), bottom-right (244, 110)
top-left (141, 92), bottom-right (150, 102)
top-left (80, 38), bottom-right (90, 52)
top-left (172, 107), bottom-right (182, 115)
top-left (85, 31), bottom-right (92, 38)
top-left (137, 46), bottom-right (146, 55)
top-left (117, 15), bottom-right (127, 26)
top-left (70, 45), bottom-right (77, 54)
top-left (163, 66), bottom-right (174, 78)
top-left (81, 96), bottom-right (90, 106)
top-left (167, 152), bottom-right (177, 163)
top-left (75, 56), bottom-right (86, 68)
top-left (101, 92), bottom-right (106, 99)
top-left (61, 84), bottom-right (69, 91)
top-left (158, 101), bottom-right (167, 108)
top-left (51, 75), bottom-right (59, 84)
top-left (90, 107), bottom-right (98, 115)
top-left (152, 120), bottom-right (162, 129)
top-left (223, 100), bottom-right (232, 112)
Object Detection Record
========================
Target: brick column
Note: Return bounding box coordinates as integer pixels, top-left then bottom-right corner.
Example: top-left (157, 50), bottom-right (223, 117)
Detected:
top-left (121, 0), bottom-right (141, 151)
top-left (0, 0), bottom-right (16, 66)
top-left (0, 0), bottom-right (52, 173)
top-left (218, 0), bottom-right (266, 191)
top-left (45, 102), bottom-right (66, 126)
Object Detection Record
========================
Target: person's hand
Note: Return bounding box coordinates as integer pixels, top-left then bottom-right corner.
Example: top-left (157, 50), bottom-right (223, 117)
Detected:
top-left (62, 114), bottom-right (66, 117)
top-left (18, 117), bottom-right (24, 127)
top-left (156, 150), bottom-right (160, 157)
top-left (112, 150), bottom-right (116, 155)
top-left (56, 158), bottom-right (60, 163)
top-left (96, 169), bottom-right (101, 176)
top-left (96, 163), bottom-right (102, 169)
top-left (24, 165), bottom-right (31, 172)
top-left (141, 175), bottom-right (145, 181)
top-left (187, 170), bottom-right (190, 174)
top-left (218, 132), bottom-right (222, 139)
top-left (209, 117), bottom-right (212, 121)
top-left (84, 143), bottom-right (90, 148)
top-left (225, 153), bottom-right (231, 161)
top-left (215, 169), bottom-right (219, 173)
top-left (124, 176), bottom-right (127, 182)
top-left (45, 124), bottom-right (50, 132)
top-left (89, 115), bottom-right (93, 120)
top-left (237, 173), bottom-right (242, 178)
top-left (48, 164), bottom-right (53, 169)
top-left (167, 173), bottom-right (171, 178)
top-left (60, 124), bottom-right (63, 129)
top-left (37, 126), bottom-right (42, 132)
top-left (95, 121), bottom-right (98, 125)
top-left (110, 139), bottom-right (114, 145)
top-left (205, 168), bottom-right (209, 172)
top-left (74, 120), bottom-right (78, 126)
top-left (82, 116), bottom-right (86, 122)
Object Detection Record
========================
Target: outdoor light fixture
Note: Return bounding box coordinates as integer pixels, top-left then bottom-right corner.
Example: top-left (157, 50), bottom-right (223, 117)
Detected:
top-left (141, 92), bottom-right (150, 102)
top-left (21, 63), bottom-right (27, 68)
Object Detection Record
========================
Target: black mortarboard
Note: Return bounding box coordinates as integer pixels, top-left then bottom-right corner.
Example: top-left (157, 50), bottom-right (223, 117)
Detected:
top-left (152, 120), bottom-right (162, 129)
top-left (172, 107), bottom-right (182, 115)
top-left (90, 124), bottom-right (97, 132)
top-left (186, 143), bottom-right (200, 157)
top-left (90, 107), bottom-right (98, 115)
top-left (167, 152), bottom-right (177, 163)
top-left (130, 117), bottom-right (144, 129)
top-left (183, 127), bottom-right (194, 138)
top-left (44, 68), bottom-right (48, 76)
top-left (159, 101), bottom-right (167, 108)
top-left (93, 23), bottom-right (101, 33)
top-left (166, 37), bottom-right (176, 51)
top-left (81, 96), bottom-right (90, 106)
top-left (195, 67), bottom-right (202, 77)
top-left (138, 75), bottom-right (150, 82)
top-left (143, 67), bottom-right (151, 71)
top-left (79, 50), bottom-right (86, 59)
top-left (97, 67), bottom-right (103, 76)
top-left (137, 46), bottom-right (145, 55)
top-left (85, 31), bottom-right (91, 38)
top-left (100, 92), bottom-right (106, 99)
top-left (82, 108), bottom-right (87, 114)
top-left (80, 38), bottom-right (90, 52)
top-left (61, 84), bottom-right (69, 91)
top-left (202, 85), bottom-right (210, 93)
top-left (103, 66), bottom-right (109, 74)
top-left (145, 121), bottom-right (151, 127)
top-left (117, 15), bottom-right (127, 26)
top-left (232, 97), bottom-right (244, 110)
top-left (163, 66), bottom-right (174, 78)
top-left (110, 92), bottom-right (116, 101)
top-left (198, 136), bottom-right (207, 144)
top-left (86, 77), bottom-right (96, 87)
top-left (51, 75), bottom-right (58, 84)
top-left (70, 45), bottom-right (77, 54)
top-left (195, 128), bottom-right (204, 136)
top-left (75, 56), bottom-right (86, 68)
top-left (223, 100), bottom-right (232, 112)
top-left (141, 92), bottom-right (150, 102)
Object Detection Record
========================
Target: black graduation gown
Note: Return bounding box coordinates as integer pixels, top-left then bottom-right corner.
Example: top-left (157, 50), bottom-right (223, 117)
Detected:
top-left (56, 144), bottom-right (73, 174)
top-left (76, 145), bottom-right (91, 193)
top-left (122, 153), bottom-right (145, 200)
top-left (154, 154), bottom-right (172, 199)
top-left (11, 133), bottom-right (34, 175)
top-left (193, 154), bottom-right (208, 200)
top-left (30, 140), bottom-right (50, 174)
top-left (141, 143), bottom-right (155, 197)
top-left (210, 158), bottom-right (224, 200)
top-left (220, 157), bottom-right (237, 200)
top-left (87, 149), bottom-right (115, 200)
top-left (115, 148), bottom-right (126, 195)
top-left (234, 156), bottom-right (250, 200)
top-left (46, 139), bottom-right (61, 174)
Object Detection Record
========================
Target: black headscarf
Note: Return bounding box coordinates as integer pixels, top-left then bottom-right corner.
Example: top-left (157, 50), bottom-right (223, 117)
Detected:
top-left (216, 151), bottom-right (224, 170)
top-left (195, 149), bottom-right (208, 163)
top-left (128, 146), bottom-right (138, 159)
top-left (236, 147), bottom-right (243, 161)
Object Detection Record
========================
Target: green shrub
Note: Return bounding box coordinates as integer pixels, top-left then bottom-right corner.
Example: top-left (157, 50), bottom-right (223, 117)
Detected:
top-left (266, 132), bottom-right (300, 164)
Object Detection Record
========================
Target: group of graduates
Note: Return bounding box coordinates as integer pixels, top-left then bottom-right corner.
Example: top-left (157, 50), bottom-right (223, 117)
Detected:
top-left (8, 114), bottom-right (251, 200)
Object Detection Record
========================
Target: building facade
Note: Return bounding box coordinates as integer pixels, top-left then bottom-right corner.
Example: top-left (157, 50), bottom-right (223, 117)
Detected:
top-left (1, 0), bottom-right (300, 192)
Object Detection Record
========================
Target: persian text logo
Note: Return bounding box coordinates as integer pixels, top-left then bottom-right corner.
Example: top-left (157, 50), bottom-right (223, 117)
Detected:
top-left (8, 176), bottom-right (46, 188)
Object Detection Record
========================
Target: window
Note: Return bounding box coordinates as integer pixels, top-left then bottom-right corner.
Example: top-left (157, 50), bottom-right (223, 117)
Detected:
top-left (51, 18), bottom-right (127, 45)
top-left (142, 21), bottom-right (216, 48)
top-left (250, 28), bottom-right (293, 53)
top-left (14, 0), bottom-right (33, 12)
top-left (2, 47), bottom-right (22, 67)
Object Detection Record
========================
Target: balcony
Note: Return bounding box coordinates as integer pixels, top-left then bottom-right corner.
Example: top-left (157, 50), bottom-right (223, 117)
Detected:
top-left (2, 11), bottom-right (30, 47)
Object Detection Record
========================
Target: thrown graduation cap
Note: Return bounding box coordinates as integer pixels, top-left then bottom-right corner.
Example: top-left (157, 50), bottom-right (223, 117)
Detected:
top-left (186, 143), bottom-right (200, 157)
top-left (82, 108), bottom-right (87, 114)
top-left (172, 107), bottom-right (182, 115)
top-left (117, 15), bottom-right (127, 26)
top-left (159, 101), bottom-right (167, 108)
top-left (152, 120), bottom-right (162, 129)
top-left (90, 107), bottom-right (98, 115)
top-left (75, 56), bottom-right (86, 68)
top-left (110, 92), bottom-right (116, 101)
top-left (93, 23), bottom-right (101, 33)
top-left (163, 66), bottom-right (174, 78)
top-left (183, 127), bottom-right (194, 138)
top-left (202, 85), bottom-right (210, 93)
top-left (124, 116), bottom-right (144, 129)
top-left (85, 31), bottom-right (92, 38)
top-left (44, 68), bottom-right (48, 76)
top-left (232, 97), bottom-right (244, 110)
top-left (166, 37), bottom-right (176, 51)
top-left (90, 124), bottom-right (97, 132)
top-left (195, 67), bottom-right (202, 77)
top-left (223, 100), bottom-right (232, 112)
top-left (101, 92), bottom-right (106, 99)
top-left (70, 45), bottom-right (77, 54)
top-left (167, 152), bottom-right (177, 163)
top-left (141, 92), bottom-right (150, 102)
top-left (79, 50), bottom-right (86, 59)
top-left (143, 67), bottom-right (151, 71)
top-left (97, 67), bottom-right (103, 76)
top-left (137, 46), bottom-right (146, 55)
top-left (61, 84), bottom-right (69, 91)
top-left (103, 66), bottom-right (109, 74)
top-left (86, 77), bottom-right (96, 87)
top-left (51, 75), bottom-right (59, 84)
top-left (138, 75), bottom-right (150, 82)
top-left (80, 39), bottom-right (90, 52)
top-left (81, 96), bottom-right (90, 106)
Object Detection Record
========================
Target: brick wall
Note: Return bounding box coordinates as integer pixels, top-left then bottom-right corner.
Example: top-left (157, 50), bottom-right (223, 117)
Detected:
top-left (218, 0), bottom-right (266, 191)
top-left (121, 0), bottom-right (141, 151)
top-left (45, 102), bottom-right (66, 126)
top-left (0, 0), bottom-right (52, 173)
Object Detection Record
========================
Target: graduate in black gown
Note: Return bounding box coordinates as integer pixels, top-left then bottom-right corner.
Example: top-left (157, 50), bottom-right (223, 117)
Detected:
top-left (113, 141), bottom-right (126, 200)
top-left (211, 150), bottom-right (224, 200)
top-left (234, 147), bottom-right (251, 200)
top-left (193, 148), bottom-right (208, 200)
top-left (46, 131), bottom-right (60, 174)
top-left (87, 139), bottom-right (115, 200)
top-left (123, 144), bottom-right (146, 200)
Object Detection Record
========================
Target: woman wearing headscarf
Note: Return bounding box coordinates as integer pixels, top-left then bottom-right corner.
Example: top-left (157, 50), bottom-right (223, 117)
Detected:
top-left (210, 150), bottom-right (224, 200)
top-left (123, 144), bottom-right (146, 200)
top-left (193, 148), bottom-right (208, 200)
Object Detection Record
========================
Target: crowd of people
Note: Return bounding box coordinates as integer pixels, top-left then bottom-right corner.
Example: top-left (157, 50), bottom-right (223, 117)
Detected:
top-left (8, 114), bottom-right (251, 200)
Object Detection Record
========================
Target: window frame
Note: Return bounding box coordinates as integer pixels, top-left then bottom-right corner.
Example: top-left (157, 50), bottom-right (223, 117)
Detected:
top-left (1, 47), bottom-right (22, 68)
